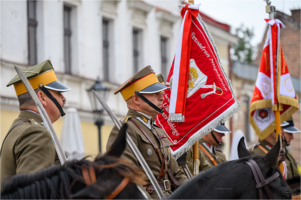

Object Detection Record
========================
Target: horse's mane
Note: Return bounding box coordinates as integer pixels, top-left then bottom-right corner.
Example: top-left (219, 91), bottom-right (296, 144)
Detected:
top-left (1, 154), bottom-right (146, 199)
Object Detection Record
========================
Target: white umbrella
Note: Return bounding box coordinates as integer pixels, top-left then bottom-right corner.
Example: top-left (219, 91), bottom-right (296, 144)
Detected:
top-left (229, 129), bottom-right (246, 160)
top-left (60, 108), bottom-right (85, 160)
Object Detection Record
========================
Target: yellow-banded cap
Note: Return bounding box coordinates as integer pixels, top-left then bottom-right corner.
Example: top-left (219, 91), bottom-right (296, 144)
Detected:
top-left (7, 60), bottom-right (70, 96)
top-left (114, 66), bottom-right (169, 101)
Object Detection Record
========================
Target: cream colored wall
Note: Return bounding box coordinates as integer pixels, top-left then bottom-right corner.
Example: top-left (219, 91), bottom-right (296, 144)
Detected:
top-left (0, 109), bottom-right (113, 159)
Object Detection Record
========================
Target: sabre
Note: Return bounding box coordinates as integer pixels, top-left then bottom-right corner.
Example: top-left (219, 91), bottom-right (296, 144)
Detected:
top-left (14, 66), bottom-right (67, 165)
top-left (92, 90), bottom-right (165, 199)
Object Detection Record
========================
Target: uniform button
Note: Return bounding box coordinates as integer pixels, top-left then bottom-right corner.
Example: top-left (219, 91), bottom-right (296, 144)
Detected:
top-left (34, 122), bottom-right (38, 125)
top-left (186, 161), bottom-right (189, 164)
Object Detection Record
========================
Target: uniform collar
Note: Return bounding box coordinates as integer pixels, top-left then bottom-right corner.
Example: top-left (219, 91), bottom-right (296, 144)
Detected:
top-left (259, 140), bottom-right (274, 151)
top-left (200, 138), bottom-right (215, 154)
top-left (127, 109), bottom-right (153, 130)
top-left (19, 110), bottom-right (43, 123)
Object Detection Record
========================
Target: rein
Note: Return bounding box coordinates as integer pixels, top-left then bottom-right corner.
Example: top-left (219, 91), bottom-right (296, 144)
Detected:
top-left (81, 165), bottom-right (130, 199)
top-left (246, 159), bottom-right (280, 199)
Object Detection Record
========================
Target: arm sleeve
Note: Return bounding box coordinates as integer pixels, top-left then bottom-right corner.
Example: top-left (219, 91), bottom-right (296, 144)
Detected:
top-left (14, 126), bottom-right (56, 175)
top-left (169, 154), bottom-right (188, 185)
top-left (106, 123), bottom-right (139, 166)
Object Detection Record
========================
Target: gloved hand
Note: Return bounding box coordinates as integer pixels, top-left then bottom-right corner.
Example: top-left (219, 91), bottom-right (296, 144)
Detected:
top-left (278, 149), bottom-right (285, 164)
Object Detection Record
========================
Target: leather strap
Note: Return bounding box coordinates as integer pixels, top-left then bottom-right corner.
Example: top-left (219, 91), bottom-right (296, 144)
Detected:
top-left (129, 119), bottom-right (167, 180)
top-left (257, 145), bottom-right (268, 154)
top-left (40, 86), bottom-right (65, 116)
top-left (199, 144), bottom-right (218, 166)
top-left (129, 119), bottom-right (179, 186)
top-left (0, 120), bottom-right (30, 157)
top-left (211, 131), bottom-right (221, 146)
top-left (135, 91), bottom-right (164, 113)
top-left (106, 177), bottom-right (130, 199)
top-left (82, 165), bottom-right (97, 186)
top-left (246, 159), bottom-right (279, 199)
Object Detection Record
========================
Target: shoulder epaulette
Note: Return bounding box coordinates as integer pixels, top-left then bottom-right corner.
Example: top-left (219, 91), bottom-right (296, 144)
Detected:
top-left (120, 115), bottom-right (131, 122)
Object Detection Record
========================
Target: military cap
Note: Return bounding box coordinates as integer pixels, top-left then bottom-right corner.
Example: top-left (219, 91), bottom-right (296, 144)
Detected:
top-left (156, 74), bottom-right (165, 84)
top-left (283, 117), bottom-right (301, 133)
top-left (214, 123), bottom-right (231, 134)
top-left (7, 60), bottom-right (70, 96)
top-left (114, 66), bottom-right (169, 101)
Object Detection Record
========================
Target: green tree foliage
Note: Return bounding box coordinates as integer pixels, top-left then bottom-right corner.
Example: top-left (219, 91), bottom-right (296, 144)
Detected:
top-left (233, 24), bottom-right (255, 64)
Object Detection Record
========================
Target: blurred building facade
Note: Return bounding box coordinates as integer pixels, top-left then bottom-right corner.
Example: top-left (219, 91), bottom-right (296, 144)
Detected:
top-left (0, 0), bottom-right (237, 158)
top-left (232, 9), bottom-right (301, 165)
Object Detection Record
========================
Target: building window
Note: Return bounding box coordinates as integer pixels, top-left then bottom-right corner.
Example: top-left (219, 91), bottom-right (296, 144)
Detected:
top-left (64, 6), bottom-right (72, 74)
top-left (133, 28), bottom-right (142, 73)
top-left (103, 19), bottom-right (110, 81)
top-left (161, 36), bottom-right (169, 79)
top-left (27, 0), bottom-right (38, 65)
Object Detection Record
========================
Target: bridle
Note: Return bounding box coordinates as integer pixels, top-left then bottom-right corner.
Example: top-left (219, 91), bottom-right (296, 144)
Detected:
top-left (81, 165), bottom-right (130, 199)
top-left (245, 159), bottom-right (280, 199)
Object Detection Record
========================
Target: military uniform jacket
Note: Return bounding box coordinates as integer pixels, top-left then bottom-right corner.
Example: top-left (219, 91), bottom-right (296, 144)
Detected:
top-left (249, 140), bottom-right (299, 180)
top-left (0, 110), bottom-right (59, 188)
top-left (186, 145), bottom-right (211, 174)
top-left (197, 138), bottom-right (227, 172)
top-left (106, 109), bottom-right (188, 199)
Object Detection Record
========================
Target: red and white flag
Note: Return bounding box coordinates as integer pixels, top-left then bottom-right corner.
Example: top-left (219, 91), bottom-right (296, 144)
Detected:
top-left (249, 19), bottom-right (299, 140)
top-left (156, 4), bottom-right (240, 158)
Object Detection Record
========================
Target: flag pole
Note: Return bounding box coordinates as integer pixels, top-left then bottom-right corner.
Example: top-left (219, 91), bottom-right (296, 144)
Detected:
top-left (186, 0), bottom-right (199, 176)
top-left (264, 0), bottom-right (282, 143)
top-left (264, 1), bottom-right (284, 175)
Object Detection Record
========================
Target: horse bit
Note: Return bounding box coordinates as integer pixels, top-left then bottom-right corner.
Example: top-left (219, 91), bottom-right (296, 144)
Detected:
top-left (246, 159), bottom-right (280, 199)
top-left (81, 165), bottom-right (130, 199)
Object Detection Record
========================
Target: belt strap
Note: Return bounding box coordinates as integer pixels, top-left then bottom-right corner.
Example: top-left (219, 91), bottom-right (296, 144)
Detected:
top-left (199, 144), bottom-right (218, 166)
top-left (257, 145), bottom-right (268, 154)
top-left (0, 120), bottom-right (30, 157)
top-left (129, 119), bottom-right (179, 186)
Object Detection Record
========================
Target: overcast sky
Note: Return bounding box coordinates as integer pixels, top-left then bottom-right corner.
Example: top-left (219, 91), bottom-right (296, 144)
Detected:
top-left (194, 0), bottom-right (301, 47)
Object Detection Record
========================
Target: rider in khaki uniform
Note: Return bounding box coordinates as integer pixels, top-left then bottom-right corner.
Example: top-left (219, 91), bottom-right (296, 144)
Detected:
top-left (281, 117), bottom-right (300, 179)
top-left (0, 60), bottom-right (70, 188)
top-left (106, 66), bottom-right (188, 199)
top-left (187, 123), bottom-right (230, 173)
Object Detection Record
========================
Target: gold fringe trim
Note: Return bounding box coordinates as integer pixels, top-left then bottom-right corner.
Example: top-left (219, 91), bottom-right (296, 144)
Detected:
top-left (272, 104), bottom-right (278, 111)
top-left (249, 100), bottom-right (272, 113)
top-left (278, 95), bottom-right (300, 109)
top-left (249, 101), bottom-right (299, 140)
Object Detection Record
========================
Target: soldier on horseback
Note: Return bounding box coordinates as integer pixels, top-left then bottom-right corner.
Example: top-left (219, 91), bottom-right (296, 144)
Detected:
top-left (186, 123), bottom-right (231, 173)
top-left (106, 66), bottom-right (188, 199)
top-left (0, 60), bottom-right (70, 188)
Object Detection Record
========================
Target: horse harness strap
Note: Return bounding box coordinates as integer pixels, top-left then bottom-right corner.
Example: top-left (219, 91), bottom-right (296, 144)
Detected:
top-left (199, 144), bottom-right (218, 166)
top-left (246, 159), bottom-right (280, 199)
top-left (82, 165), bottom-right (96, 186)
top-left (106, 177), bottom-right (130, 199)
top-left (129, 119), bottom-right (179, 190)
top-left (81, 165), bottom-right (130, 199)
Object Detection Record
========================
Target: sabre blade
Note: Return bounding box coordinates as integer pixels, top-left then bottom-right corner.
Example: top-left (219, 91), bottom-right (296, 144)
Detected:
top-left (14, 66), bottom-right (67, 164)
top-left (92, 90), bottom-right (165, 199)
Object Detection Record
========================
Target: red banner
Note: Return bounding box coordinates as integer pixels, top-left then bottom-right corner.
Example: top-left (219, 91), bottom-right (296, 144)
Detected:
top-left (156, 7), bottom-right (239, 158)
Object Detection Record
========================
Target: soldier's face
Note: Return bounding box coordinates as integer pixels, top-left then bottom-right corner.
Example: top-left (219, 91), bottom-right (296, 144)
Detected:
top-left (140, 92), bottom-right (163, 116)
top-left (211, 131), bottom-right (224, 145)
top-left (283, 132), bottom-right (294, 145)
top-left (45, 90), bottom-right (66, 122)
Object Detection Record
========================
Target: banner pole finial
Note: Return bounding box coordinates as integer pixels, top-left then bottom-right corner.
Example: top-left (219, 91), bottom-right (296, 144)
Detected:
top-left (264, 0), bottom-right (276, 19)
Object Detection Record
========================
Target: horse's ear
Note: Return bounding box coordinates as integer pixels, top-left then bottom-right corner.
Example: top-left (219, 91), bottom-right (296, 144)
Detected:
top-left (237, 137), bottom-right (252, 158)
top-left (262, 135), bottom-right (281, 168)
top-left (105, 123), bottom-right (128, 158)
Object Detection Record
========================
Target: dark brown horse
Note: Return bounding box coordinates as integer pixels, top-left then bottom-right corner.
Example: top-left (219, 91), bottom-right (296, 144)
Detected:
top-left (1, 124), bottom-right (148, 199)
top-left (168, 137), bottom-right (292, 199)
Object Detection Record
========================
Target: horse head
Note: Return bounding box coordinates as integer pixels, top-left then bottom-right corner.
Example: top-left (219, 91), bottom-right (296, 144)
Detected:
top-left (237, 136), bottom-right (292, 199)
top-left (1, 123), bottom-right (148, 199)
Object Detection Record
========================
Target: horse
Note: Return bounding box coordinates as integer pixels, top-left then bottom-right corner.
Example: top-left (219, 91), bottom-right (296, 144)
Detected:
top-left (168, 137), bottom-right (292, 199)
top-left (1, 124), bottom-right (148, 199)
